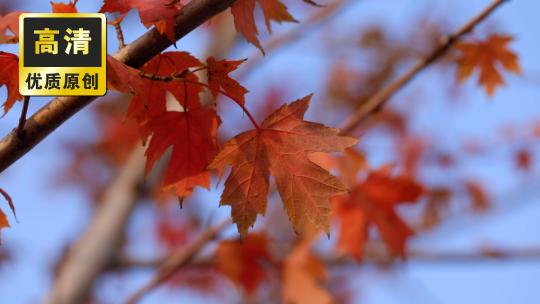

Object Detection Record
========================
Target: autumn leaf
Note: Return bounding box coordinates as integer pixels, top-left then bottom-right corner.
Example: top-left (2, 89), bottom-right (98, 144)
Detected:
top-left (206, 57), bottom-right (248, 105)
top-left (125, 52), bottom-right (203, 138)
top-left (465, 181), bottom-right (489, 213)
top-left (106, 56), bottom-right (145, 94)
top-left (335, 168), bottom-right (424, 260)
top-left (231, 0), bottom-right (297, 53)
top-left (0, 52), bottom-right (23, 114)
top-left (215, 234), bottom-right (272, 295)
top-left (456, 34), bottom-right (521, 96)
top-left (145, 107), bottom-right (220, 197)
top-left (209, 95), bottom-right (357, 237)
top-left (0, 11), bottom-right (23, 44)
top-left (259, 0), bottom-right (297, 33)
top-left (0, 188), bottom-right (15, 245)
top-left (50, 0), bottom-right (78, 13)
top-left (282, 235), bottom-right (333, 304)
top-left (515, 148), bottom-right (532, 172)
top-left (100, 0), bottom-right (184, 41)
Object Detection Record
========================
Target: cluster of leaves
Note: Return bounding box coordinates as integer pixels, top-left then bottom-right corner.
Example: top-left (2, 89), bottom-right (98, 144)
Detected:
top-left (0, 1), bottom-right (526, 293)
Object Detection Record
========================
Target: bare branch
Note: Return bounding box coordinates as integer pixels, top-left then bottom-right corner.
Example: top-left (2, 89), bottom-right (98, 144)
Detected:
top-left (44, 146), bottom-right (146, 304)
top-left (338, 0), bottom-right (509, 135)
top-left (124, 219), bottom-right (231, 304)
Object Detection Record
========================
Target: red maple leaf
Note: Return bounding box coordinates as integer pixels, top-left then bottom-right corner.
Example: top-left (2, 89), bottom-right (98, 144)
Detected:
top-left (231, 0), bottom-right (298, 53)
top-left (145, 107), bottom-right (220, 197)
top-left (206, 57), bottom-right (248, 105)
top-left (100, 0), bottom-right (184, 41)
top-left (335, 168), bottom-right (424, 260)
top-left (0, 52), bottom-right (23, 114)
top-left (209, 95), bottom-right (357, 236)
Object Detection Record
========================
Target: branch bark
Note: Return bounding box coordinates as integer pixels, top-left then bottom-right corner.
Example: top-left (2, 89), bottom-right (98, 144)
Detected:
top-left (124, 219), bottom-right (231, 304)
top-left (338, 0), bottom-right (509, 135)
top-left (44, 146), bottom-right (146, 304)
top-left (0, 0), bottom-right (236, 174)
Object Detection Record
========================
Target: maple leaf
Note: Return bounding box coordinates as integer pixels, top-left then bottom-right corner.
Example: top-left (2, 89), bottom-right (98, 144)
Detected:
top-left (231, 0), bottom-right (297, 53)
top-left (258, 0), bottom-right (297, 33)
top-left (456, 34), bottom-right (521, 96)
top-left (0, 188), bottom-right (15, 245)
top-left (125, 52), bottom-right (203, 138)
top-left (282, 235), bottom-right (333, 304)
top-left (335, 168), bottom-right (424, 260)
top-left (0, 52), bottom-right (23, 114)
top-left (215, 234), bottom-right (272, 295)
top-left (209, 95), bottom-right (357, 237)
top-left (145, 107), bottom-right (220, 197)
top-left (0, 11), bottom-right (23, 44)
top-left (465, 181), bottom-right (489, 213)
top-left (50, 0), bottom-right (78, 13)
top-left (206, 57), bottom-right (248, 105)
top-left (100, 0), bottom-right (183, 41)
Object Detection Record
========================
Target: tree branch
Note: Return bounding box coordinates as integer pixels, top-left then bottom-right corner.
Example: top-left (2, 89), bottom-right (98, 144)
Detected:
top-left (0, 0), bottom-right (236, 174)
top-left (338, 0), bottom-right (509, 135)
top-left (124, 219), bottom-right (231, 304)
top-left (44, 146), bottom-right (146, 304)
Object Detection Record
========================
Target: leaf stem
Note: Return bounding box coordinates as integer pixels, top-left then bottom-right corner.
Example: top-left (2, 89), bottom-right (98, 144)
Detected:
top-left (183, 79), bottom-right (261, 130)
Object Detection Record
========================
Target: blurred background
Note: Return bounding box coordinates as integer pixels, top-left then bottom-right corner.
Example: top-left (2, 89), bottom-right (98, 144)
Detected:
top-left (1, 0), bottom-right (540, 303)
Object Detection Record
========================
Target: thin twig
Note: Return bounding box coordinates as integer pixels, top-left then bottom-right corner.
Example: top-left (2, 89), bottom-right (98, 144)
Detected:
top-left (115, 246), bottom-right (540, 270)
top-left (112, 18), bottom-right (126, 50)
top-left (124, 219), bottom-right (231, 304)
top-left (16, 96), bottom-right (30, 138)
top-left (338, 0), bottom-right (509, 135)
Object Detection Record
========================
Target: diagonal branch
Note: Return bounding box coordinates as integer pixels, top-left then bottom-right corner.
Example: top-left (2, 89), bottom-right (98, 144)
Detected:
top-left (0, 0), bottom-right (236, 174)
top-left (338, 0), bottom-right (509, 135)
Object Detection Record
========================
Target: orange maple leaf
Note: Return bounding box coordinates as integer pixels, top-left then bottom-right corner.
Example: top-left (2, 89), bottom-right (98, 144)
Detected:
top-left (335, 168), bottom-right (424, 260)
top-left (209, 95), bottom-right (357, 236)
top-left (282, 234), bottom-right (333, 304)
top-left (215, 234), bottom-right (272, 295)
top-left (0, 11), bottom-right (23, 44)
top-left (231, 0), bottom-right (297, 53)
top-left (456, 34), bottom-right (521, 96)
top-left (145, 107), bottom-right (220, 197)
top-left (0, 52), bottom-right (23, 114)
top-left (100, 0), bottom-right (184, 41)
top-left (206, 57), bottom-right (248, 105)
top-left (50, 0), bottom-right (78, 13)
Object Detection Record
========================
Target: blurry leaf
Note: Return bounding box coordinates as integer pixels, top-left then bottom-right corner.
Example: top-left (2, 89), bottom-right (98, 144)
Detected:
top-left (215, 234), bottom-right (272, 295)
top-left (335, 168), bottom-right (424, 260)
top-left (282, 236), bottom-right (333, 304)
top-left (465, 181), bottom-right (489, 213)
top-left (515, 148), bottom-right (532, 172)
top-left (456, 34), bottom-right (521, 96)
top-left (50, 0), bottom-right (78, 13)
top-left (100, 0), bottom-right (184, 41)
top-left (0, 11), bottom-right (23, 44)
top-left (0, 188), bottom-right (15, 245)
